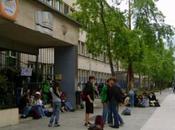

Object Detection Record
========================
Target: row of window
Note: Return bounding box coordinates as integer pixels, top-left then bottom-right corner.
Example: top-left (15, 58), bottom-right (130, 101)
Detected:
top-left (78, 41), bottom-right (109, 63)
top-left (39, 0), bottom-right (74, 15)
top-left (0, 51), bottom-right (18, 68)
top-left (78, 69), bottom-right (111, 84)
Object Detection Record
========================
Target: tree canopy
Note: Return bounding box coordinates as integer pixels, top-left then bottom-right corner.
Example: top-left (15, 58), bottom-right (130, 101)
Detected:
top-left (72, 0), bottom-right (175, 89)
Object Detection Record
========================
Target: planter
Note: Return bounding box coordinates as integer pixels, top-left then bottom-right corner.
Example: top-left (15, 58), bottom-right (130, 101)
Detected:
top-left (0, 108), bottom-right (19, 127)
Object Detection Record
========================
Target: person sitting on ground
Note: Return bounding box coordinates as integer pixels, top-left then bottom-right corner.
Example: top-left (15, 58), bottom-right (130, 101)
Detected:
top-left (88, 115), bottom-right (104, 130)
top-left (149, 92), bottom-right (160, 107)
top-left (31, 91), bottom-right (45, 118)
top-left (60, 90), bottom-right (75, 112)
top-left (137, 95), bottom-right (143, 107)
top-left (21, 90), bottom-right (33, 118)
top-left (138, 93), bottom-right (149, 107)
top-left (60, 91), bottom-right (67, 112)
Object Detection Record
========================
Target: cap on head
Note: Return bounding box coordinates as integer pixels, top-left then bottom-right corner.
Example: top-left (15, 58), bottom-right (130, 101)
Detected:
top-left (35, 91), bottom-right (41, 95)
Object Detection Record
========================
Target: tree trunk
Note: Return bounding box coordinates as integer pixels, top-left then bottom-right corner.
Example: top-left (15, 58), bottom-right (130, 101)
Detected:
top-left (127, 62), bottom-right (134, 90)
top-left (139, 72), bottom-right (141, 88)
top-left (108, 49), bottom-right (115, 76)
top-left (148, 75), bottom-right (150, 89)
top-left (99, 0), bottom-right (115, 77)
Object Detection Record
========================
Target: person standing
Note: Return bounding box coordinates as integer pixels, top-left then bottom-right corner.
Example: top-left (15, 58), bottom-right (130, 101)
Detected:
top-left (100, 79), bottom-right (109, 124)
top-left (42, 79), bottom-right (51, 104)
top-left (48, 82), bottom-right (61, 127)
top-left (108, 78), bottom-right (124, 128)
top-left (83, 76), bottom-right (96, 127)
top-left (129, 88), bottom-right (135, 107)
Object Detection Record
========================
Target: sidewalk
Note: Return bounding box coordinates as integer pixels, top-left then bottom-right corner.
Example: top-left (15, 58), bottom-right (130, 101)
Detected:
top-left (141, 93), bottom-right (175, 130)
top-left (0, 89), bottom-right (171, 130)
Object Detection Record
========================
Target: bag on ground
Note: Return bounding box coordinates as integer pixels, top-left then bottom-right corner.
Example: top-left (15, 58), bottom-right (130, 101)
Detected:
top-left (122, 108), bottom-right (131, 116)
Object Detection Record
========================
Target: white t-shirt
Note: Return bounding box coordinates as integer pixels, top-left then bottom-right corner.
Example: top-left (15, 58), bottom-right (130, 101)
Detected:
top-left (50, 87), bottom-right (61, 103)
top-left (35, 99), bottom-right (43, 106)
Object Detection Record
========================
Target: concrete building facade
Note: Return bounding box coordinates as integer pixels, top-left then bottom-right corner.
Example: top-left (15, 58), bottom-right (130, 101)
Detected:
top-left (10, 0), bottom-right (113, 84)
top-left (0, 0), bottom-right (114, 110)
top-left (0, 0), bottom-right (80, 113)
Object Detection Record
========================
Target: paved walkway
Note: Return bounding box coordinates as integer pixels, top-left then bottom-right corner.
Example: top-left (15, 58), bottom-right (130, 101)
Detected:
top-left (141, 94), bottom-right (175, 130)
top-left (0, 89), bottom-right (171, 130)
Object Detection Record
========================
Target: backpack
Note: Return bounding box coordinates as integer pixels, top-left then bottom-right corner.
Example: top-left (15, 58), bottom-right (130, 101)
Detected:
top-left (81, 85), bottom-right (87, 101)
top-left (122, 108), bottom-right (131, 116)
top-left (80, 91), bottom-right (86, 101)
top-left (32, 108), bottom-right (41, 119)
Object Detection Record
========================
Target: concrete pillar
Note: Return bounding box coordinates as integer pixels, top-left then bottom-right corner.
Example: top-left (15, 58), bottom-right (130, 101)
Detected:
top-left (54, 46), bottom-right (77, 108)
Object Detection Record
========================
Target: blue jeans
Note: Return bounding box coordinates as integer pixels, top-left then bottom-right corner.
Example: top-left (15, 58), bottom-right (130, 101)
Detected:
top-left (108, 102), bottom-right (124, 126)
top-left (49, 101), bottom-right (61, 125)
top-left (129, 94), bottom-right (135, 107)
top-left (116, 106), bottom-right (124, 124)
top-left (32, 105), bottom-right (45, 117)
top-left (22, 106), bottom-right (32, 117)
top-left (108, 102), bottom-right (120, 127)
top-left (102, 103), bottom-right (108, 123)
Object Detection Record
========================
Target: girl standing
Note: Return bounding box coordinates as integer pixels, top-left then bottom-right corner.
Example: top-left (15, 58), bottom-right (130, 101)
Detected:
top-left (48, 82), bottom-right (61, 127)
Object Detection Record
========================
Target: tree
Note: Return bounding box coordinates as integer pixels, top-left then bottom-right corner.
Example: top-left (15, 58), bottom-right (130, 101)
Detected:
top-left (111, 0), bottom-right (174, 89)
top-left (72, 0), bottom-right (126, 76)
top-left (73, 0), bottom-right (174, 90)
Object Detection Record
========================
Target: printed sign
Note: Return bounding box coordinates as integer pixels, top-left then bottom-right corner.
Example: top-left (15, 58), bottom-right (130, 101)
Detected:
top-left (21, 68), bottom-right (32, 77)
top-left (0, 0), bottom-right (19, 21)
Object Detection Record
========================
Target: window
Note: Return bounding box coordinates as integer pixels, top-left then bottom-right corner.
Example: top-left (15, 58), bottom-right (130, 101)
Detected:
top-left (42, 0), bottom-right (53, 6)
top-left (55, 0), bottom-right (62, 12)
top-left (64, 4), bottom-right (69, 15)
top-left (5, 51), bottom-right (17, 67)
top-left (78, 41), bottom-right (81, 54)
top-left (81, 42), bottom-right (85, 55)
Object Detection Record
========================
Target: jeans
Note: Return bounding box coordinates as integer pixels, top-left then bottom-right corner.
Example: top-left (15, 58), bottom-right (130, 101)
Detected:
top-left (116, 105), bottom-right (124, 124)
top-left (108, 102), bottom-right (120, 127)
top-left (22, 106), bottom-right (32, 117)
top-left (49, 101), bottom-right (61, 125)
top-left (108, 102), bottom-right (124, 126)
top-left (102, 103), bottom-right (108, 123)
top-left (129, 93), bottom-right (135, 107)
top-left (32, 105), bottom-right (45, 117)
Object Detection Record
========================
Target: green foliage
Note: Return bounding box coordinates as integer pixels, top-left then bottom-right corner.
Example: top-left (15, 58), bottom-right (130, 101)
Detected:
top-left (72, 0), bottom-right (175, 87)
top-left (72, 0), bottom-right (126, 75)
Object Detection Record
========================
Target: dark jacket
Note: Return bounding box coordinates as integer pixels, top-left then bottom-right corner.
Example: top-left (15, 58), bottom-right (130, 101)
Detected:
top-left (108, 84), bottom-right (124, 103)
top-left (83, 81), bottom-right (94, 102)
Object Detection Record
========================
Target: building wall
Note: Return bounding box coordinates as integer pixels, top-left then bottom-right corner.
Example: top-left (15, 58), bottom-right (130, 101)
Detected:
top-left (60, 0), bottom-right (114, 83)
top-left (17, 0), bottom-right (113, 84)
top-left (16, 0), bottom-right (79, 46)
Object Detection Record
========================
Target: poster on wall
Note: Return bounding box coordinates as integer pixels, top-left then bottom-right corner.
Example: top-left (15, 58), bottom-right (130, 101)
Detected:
top-left (21, 68), bottom-right (32, 77)
top-left (0, 0), bottom-right (19, 21)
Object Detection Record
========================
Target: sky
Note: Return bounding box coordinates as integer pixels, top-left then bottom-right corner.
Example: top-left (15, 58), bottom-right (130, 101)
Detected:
top-left (107, 0), bottom-right (175, 27)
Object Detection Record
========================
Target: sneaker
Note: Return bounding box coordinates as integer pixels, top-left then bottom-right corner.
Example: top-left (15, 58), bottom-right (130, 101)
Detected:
top-left (84, 123), bottom-right (88, 127)
top-left (88, 122), bottom-right (92, 125)
top-left (120, 122), bottom-right (124, 126)
top-left (110, 126), bottom-right (119, 129)
top-left (48, 124), bottom-right (52, 127)
top-left (54, 124), bottom-right (60, 127)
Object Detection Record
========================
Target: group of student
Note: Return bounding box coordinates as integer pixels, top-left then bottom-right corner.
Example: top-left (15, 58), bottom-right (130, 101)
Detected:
top-left (82, 76), bottom-right (161, 130)
top-left (127, 90), bottom-right (160, 108)
top-left (20, 91), bottom-right (46, 119)
top-left (19, 81), bottom-right (74, 127)
top-left (82, 76), bottom-right (124, 130)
